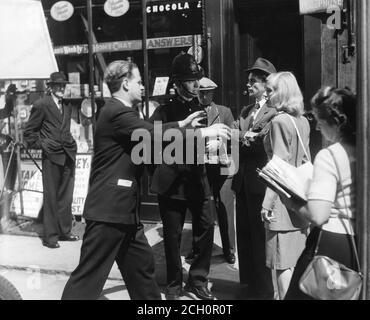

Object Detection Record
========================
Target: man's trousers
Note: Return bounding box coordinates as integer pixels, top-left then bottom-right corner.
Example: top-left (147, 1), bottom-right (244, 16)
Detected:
top-left (42, 157), bottom-right (75, 244)
top-left (158, 195), bottom-right (214, 294)
top-left (235, 187), bottom-right (274, 296)
top-left (62, 220), bottom-right (161, 300)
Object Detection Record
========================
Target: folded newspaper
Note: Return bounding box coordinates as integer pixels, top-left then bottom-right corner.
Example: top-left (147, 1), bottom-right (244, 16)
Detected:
top-left (257, 155), bottom-right (314, 201)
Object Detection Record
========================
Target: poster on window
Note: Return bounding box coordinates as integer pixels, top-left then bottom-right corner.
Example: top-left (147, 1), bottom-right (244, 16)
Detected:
top-left (11, 160), bottom-right (43, 218)
top-left (10, 154), bottom-right (91, 217)
top-left (71, 154), bottom-right (91, 216)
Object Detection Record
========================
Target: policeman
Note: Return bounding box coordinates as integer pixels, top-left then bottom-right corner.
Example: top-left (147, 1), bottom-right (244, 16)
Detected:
top-left (150, 53), bottom-right (216, 300)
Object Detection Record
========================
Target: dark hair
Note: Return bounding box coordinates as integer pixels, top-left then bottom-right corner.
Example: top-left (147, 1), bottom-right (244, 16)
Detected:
top-left (249, 70), bottom-right (269, 83)
top-left (104, 60), bottom-right (137, 94)
top-left (311, 87), bottom-right (356, 143)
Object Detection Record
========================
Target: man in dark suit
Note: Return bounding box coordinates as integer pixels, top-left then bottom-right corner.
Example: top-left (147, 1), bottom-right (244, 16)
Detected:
top-left (232, 58), bottom-right (277, 299)
top-left (186, 77), bottom-right (236, 264)
top-left (24, 72), bottom-right (79, 249)
top-left (61, 60), bottom-right (228, 300)
top-left (150, 53), bottom-right (217, 300)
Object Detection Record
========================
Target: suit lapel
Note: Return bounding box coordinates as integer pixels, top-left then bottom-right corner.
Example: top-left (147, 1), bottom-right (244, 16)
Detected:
top-left (207, 103), bottom-right (220, 125)
top-left (46, 95), bottom-right (63, 122)
top-left (239, 104), bottom-right (254, 131)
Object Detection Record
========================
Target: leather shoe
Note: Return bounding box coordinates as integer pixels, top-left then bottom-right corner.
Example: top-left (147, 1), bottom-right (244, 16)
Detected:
top-left (225, 253), bottom-right (236, 264)
top-left (42, 241), bottom-right (60, 249)
top-left (184, 283), bottom-right (215, 300)
top-left (185, 251), bottom-right (200, 262)
top-left (59, 234), bottom-right (79, 241)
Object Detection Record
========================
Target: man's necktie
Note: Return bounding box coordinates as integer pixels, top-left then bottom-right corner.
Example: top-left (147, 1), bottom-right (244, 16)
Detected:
top-left (58, 99), bottom-right (63, 113)
top-left (248, 102), bottom-right (260, 130)
top-left (58, 99), bottom-right (63, 114)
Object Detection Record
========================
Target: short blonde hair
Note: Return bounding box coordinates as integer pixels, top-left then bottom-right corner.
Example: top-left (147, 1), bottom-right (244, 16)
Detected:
top-left (104, 60), bottom-right (137, 94)
top-left (267, 72), bottom-right (304, 116)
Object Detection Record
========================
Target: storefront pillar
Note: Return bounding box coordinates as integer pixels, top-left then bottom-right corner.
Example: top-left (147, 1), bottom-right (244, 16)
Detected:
top-left (87, 0), bottom-right (96, 131)
top-left (142, 0), bottom-right (149, 118)
top-left (356, 0), bottom-right (370, 300)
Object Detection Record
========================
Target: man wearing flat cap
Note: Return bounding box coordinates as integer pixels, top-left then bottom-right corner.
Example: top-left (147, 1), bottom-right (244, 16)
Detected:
top-left (232, 57), bottom-right (277, 299)
top-left (24, 72), bottom-right (79, 249)
top-left (185, 77), bottom-right (236, 265)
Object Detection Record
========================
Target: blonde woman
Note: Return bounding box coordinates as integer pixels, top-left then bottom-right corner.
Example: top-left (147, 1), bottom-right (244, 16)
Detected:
top-left (261, 72), bottom-right (311, 299)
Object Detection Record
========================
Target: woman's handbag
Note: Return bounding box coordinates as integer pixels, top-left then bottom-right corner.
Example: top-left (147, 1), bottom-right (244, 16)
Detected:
top-left (298, 147), bottom-right (362, 300)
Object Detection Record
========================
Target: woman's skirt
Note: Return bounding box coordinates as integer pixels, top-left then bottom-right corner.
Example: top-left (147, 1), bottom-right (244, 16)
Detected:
top-left (265, 228), bottom-right (308, 270)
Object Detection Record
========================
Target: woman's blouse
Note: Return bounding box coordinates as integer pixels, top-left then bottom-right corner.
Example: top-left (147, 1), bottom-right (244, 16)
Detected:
top-left (307, 142), bottom-right (356, 235)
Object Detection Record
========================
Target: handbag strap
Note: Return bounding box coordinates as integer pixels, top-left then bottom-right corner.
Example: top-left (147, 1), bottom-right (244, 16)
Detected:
top-left (287, 115), bottom-right (311, 162)
top-left (313, 146), bottom-right (361, 272)
top-left (327, 146), bottom-right (361, 273)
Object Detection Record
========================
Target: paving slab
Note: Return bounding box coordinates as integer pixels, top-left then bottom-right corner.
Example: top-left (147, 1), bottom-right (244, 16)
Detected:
top-left (0, 222), bottom-right (240, 300)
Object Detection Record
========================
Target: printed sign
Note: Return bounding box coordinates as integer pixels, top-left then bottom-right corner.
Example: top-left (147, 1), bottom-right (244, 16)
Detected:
top-left (11, 155), bottom-right (91, 217)
top-left (11, 161), bottom-right (43, 218)
top-left (68, 72), bottom-right (80, 84)
top-left (152, 77), bottom-right (169, 96)
top-left (146, 0), bottom-right (202, 14)
top-left (71, 154), bottom-right (92, 216)
top-left (20, 148), bottom-right (42, 161)
top-left (104, 0), bottom-right (130, 17)
top-left (54, 35), bottom-right (202, 55)
top-left (299, 0), bottom-right (343, 14)
top-left (50, 1), bottom-right (74, 22)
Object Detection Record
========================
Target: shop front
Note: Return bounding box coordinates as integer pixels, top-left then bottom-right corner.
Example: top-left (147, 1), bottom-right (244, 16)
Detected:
top-left (39, 0), bottom-right (206, 220)
top-left (2, 0), bottom-right (357, 222)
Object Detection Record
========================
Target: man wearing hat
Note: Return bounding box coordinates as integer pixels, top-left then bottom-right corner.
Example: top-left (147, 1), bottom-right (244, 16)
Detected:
top-left (24, 72), bottom-right (79, 248)
top-left (185, 77), bottom-right (236, 265)
top-left (150, 53), bottom-right (216, 300)
top-left (232, 58), bottom-right (277, 299)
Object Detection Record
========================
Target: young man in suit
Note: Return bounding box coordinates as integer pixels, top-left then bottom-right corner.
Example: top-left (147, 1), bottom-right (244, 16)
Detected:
top-left (24, 72), bottom-right (79, 249)
top-left (150, 54), bottom-right (217, 300)
top-left (232, 58), bottom-right (277, 299)
top-left (186, 77), bottom-right (236, 264)
top-left (62, 60), bottom-right (229, 300)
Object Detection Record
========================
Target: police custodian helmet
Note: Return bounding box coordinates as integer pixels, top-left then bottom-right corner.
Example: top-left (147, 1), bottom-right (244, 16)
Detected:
top-left (171, 52), bottom-right (203, 81)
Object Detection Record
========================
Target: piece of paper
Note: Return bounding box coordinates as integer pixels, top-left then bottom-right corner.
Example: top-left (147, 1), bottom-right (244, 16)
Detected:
top-left (258, 155), bottom-right (313, 201)
top-left (152, 77), bottom-right (169, 96)
top-left (68, 72), bottom-right (80, 84)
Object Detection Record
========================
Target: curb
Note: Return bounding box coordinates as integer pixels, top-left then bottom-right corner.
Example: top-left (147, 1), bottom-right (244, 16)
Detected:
top-left (0, 265), bottom-right (123, 281)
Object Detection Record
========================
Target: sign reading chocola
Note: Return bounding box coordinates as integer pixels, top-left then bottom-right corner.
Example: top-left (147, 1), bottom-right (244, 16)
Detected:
top-left (146, 0), bottom-right (201, 14)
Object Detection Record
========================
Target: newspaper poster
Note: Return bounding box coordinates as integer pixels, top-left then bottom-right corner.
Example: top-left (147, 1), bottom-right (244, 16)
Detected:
top-left (11, 154), bottom-right (91, 217)
top-left (71, 154), bottom-right (91, 216)
top-left (11, 160), bottom-right (43, 218)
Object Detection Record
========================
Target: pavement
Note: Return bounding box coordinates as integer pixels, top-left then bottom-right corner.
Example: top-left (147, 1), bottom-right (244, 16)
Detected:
top-left (0, 220), bottom-right (241, 300)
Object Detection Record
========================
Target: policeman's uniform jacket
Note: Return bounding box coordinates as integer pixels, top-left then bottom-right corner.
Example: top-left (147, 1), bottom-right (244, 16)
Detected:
top-left (149, 95), bottom-right (211, 201)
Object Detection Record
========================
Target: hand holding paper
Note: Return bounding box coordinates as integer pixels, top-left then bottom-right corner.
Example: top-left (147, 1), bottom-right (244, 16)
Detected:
top-left (257, 155), bottom-right (313, 202)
